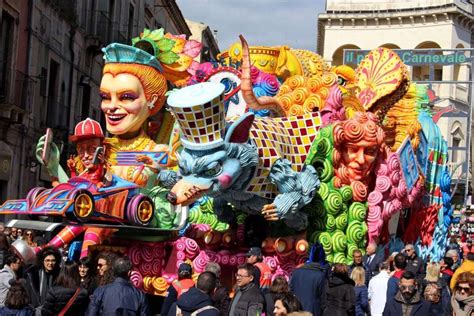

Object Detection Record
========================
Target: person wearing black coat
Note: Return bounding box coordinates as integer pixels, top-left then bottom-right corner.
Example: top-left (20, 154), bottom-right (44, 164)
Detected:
top-left (41, 286), bottom-right (88, 316)
top-left (383, 271), bottom-right (431, 316)
top-left (23, 247), bottom-right (61, 309)
top-left (204, 263), bottom-right (230, 316)
top-left (85, 257), bottom-right (149, 316)
top-left (168, 272), bottom-right (220, 316)
top-left (78, 257), bottom-right (97, 297)
top-left (403, 245), bottom-right (425, 282)
top-left (290, 261), bottom-right (327, 315)
top-left (323, 263), bottom-right (356, 316)
top-left (40, 261), bottom-right (88, 316)
top-left (229, 264), bottom-right (265, 316)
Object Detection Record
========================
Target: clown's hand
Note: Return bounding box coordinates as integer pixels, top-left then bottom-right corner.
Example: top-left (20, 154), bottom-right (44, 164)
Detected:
top-left (35, 135), bottom-right (59, 173)
top-left (66, 155), bottom-right (76, 173)
top-left (262, 204), bottom-right (280, 221)
top-left (35, 135), bottom-right (69, 183)
top-left (136, 154), bottom-right (161, 174)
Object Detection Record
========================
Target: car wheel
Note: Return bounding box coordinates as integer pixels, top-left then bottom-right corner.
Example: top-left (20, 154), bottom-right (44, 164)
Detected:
top-left (127, 194), bottom-right (154, 226)
top-left (73, 190), bottom-right (95, 222)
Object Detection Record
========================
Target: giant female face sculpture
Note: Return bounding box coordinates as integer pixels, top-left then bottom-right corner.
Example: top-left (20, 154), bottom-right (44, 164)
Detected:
top-left (100, 43), bottom-right (167, 138)
top-left (333, 112), bottom-right (386, 188)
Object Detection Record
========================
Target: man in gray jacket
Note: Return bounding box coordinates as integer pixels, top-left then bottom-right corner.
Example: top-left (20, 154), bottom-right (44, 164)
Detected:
top-left (0, 254), bottom-right (21, 306)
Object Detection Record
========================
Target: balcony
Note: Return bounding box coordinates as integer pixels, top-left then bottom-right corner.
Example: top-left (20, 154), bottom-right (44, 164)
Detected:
top-left (85, 10), bottom-right (129, 46)
top-left (0, 68), bottom-right (31, 124)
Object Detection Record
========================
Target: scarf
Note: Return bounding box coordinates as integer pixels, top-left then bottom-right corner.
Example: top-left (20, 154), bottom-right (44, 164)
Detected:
top-left (451, 294), bottom-right (474, 316)
top-left (39, 270), bottom-right (54, 304)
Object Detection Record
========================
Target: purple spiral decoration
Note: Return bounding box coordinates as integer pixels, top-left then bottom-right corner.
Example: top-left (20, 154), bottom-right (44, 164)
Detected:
top-left (256, 73), bottom-right (280, 96)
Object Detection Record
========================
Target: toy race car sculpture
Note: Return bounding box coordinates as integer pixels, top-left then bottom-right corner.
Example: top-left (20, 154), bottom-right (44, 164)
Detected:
top-left (0, 175), bottom-right (154, 227)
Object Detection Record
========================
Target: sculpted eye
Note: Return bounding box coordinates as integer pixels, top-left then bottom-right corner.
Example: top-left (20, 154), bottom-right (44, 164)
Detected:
top-left (120, 93), bottom-right (138, 101)
top-left (337, 77), bottom-right (347, 86)
top-left (203, 163), bottom-right (222, 177)
top-left (100, 92), bottom-right (111, 101)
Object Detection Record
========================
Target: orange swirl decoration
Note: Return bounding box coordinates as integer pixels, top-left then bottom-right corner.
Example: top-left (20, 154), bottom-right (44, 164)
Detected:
top-left (278, 94), bottom-right (294, 112)
top-left (303, 95), bottom-right (322, 112)
top-left (318, 87), bottom-right (330, 100)
top-left (322, 72), bottom-right (338, 87)
top-left (307, 77), bottom-right (322, 93)
top-left (289, 104), bottom-right (304, 116)
top-left (152, 277), bottom-right (168, 295)
top-left (333, 123), bottom-right (345, 145)
top-left (351, 181), bottom-right (368, 202)
top-left (287, 75), bottom-right (306, 89)
top-left (292, 87), bottom-right (309, 105)
top-left (343, 120), bottom-right (365, 143)
top-left (278, 85), bottom-right (293, 95)
top-left (143, 276), bottom-right (154, 292)
top-left (364, 119), bottom-right (379, 140)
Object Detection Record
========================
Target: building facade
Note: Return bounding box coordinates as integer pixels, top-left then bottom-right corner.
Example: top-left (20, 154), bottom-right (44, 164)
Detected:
top-left (186, 19), bottom-right (220, 62)
top-left (318, 0), bottom-right (474, 198)
top-left (0, 0), bottom-right (192, 203)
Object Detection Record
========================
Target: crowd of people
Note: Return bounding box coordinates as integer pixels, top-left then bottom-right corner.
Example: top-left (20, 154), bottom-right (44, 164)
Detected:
top-left (0, 222), bottom-right (471, 315)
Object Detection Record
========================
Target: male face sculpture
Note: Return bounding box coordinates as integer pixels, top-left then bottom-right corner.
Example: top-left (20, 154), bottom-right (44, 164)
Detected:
top-left (341, 141), bottom-right (378, 181)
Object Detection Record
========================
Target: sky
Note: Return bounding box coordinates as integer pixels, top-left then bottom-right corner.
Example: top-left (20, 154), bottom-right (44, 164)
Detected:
top-left (177, 0), bottom-right (327, 52)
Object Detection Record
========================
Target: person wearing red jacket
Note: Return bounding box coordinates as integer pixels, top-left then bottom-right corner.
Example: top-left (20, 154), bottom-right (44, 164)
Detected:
top-left (246, 247), bottom-right (272, 290)
top-left (161, 263), bottom-right (195, 316)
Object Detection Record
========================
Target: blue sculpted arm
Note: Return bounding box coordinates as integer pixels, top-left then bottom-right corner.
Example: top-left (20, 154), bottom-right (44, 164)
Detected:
top-left (263, 159), bottom-right (320, 230)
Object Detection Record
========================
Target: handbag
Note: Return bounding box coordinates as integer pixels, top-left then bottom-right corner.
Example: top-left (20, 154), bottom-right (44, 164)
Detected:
top-left (58, 288), bottom-right (81, 316)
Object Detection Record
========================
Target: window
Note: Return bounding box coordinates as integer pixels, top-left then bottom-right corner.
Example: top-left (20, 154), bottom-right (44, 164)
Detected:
top-left (452, 137), bottom-right (461, 163)
top-left (81, 85), bottom-right (91, 120)
top-left (0, 11), bottom-right (14, 102)
top-left (127, 4), bottom-right (134, 40)
top-left (46, 60), bottom-right (59, 127)
top-left (434, 69), bottom-right (442, 81)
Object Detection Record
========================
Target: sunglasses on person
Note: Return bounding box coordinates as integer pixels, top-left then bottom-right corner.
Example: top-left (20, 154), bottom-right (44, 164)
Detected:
top-left (456, 285), bottom-right (471, 293)
top-left (400, 285), bottom-right (416, 291)
top-left (97, 263), bottom-right (107, 268)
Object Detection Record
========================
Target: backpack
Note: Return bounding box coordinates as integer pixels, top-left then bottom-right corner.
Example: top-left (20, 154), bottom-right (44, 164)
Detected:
top-left (176, 305), bottom-right (219, 316)
top-left (423, 282), bottom-right (441, 304)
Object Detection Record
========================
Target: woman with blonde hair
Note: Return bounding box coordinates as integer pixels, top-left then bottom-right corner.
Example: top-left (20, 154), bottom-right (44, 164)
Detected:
top-left (351, 266), bottom-right (369, 316)
top-left (421, 262), bottom-right (451, 314)
top-left (24, 230), bottom-right (37, 248)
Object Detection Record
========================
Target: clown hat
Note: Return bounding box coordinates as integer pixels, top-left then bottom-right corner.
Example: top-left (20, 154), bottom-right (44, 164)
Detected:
top-left (69, 118), bottom-right (104, 142)
top-left (167, 82), bottom-right (226, 150)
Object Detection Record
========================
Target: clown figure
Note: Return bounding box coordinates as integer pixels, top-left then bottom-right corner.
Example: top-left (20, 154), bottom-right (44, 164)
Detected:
top-left (66, 119), bottom-right (113, 188)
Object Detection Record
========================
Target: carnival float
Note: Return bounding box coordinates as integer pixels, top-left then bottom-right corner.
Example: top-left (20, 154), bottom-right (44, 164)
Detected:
top-left (0, 28), bottom-right (454, 297)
